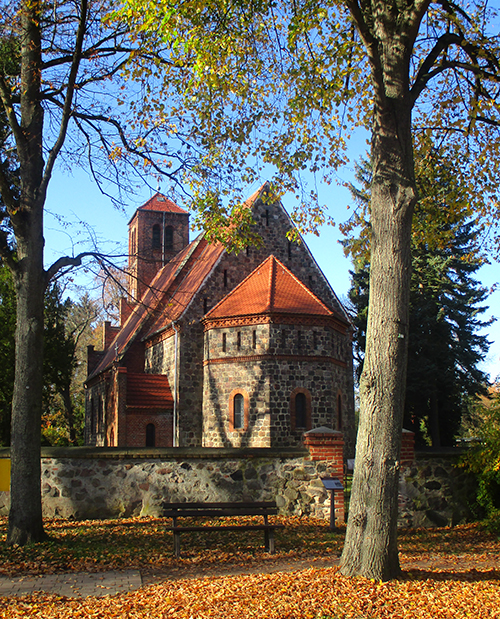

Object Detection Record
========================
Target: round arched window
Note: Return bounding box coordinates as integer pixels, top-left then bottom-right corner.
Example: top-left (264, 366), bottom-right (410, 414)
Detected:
top-left (295, 392), bottom-right (307, 429)
top-left (164, 226), bottom-right (174, 250)
top-left (233, 394), bottom-right (244, 429)
top-left (152, 224), bottom-right (161, 249)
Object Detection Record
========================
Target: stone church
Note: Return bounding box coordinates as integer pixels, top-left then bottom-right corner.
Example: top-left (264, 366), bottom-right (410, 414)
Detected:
top-left (85, 184), bottom-right (355, 454)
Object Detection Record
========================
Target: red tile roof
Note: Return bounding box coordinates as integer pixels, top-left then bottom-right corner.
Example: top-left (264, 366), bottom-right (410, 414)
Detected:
top-left (88, 235), bottom-right (225, 380)
top-left (126, 373), bottom-right (173, 409)
top-left (204, 255), bottom-right (334, 319)
top-left (143, 240), bottom-right (225, 339)
top-left (129, 193), bottom-right (188, 223)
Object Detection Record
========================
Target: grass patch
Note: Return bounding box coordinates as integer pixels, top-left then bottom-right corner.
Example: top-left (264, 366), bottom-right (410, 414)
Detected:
top-left (0, 515), bottom-right (499, 577)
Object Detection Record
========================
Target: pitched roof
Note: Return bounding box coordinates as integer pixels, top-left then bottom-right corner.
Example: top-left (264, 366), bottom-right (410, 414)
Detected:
top-left (126, 373), bottom-right (173, 409)
top-left (88, 235), bottom-right (225, 380)
top-left (143, 239), bottom-right (226, 340)
top-left (128, 193), bottom-right (188, 223)
top-left (88, 183), bottom-right (350, 381)
top-left (204, 255), bottom-right (335, 320)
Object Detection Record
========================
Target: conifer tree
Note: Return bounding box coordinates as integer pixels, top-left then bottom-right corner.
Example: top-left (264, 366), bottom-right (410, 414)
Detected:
top-left (347, 158), bottom-right (492, 446)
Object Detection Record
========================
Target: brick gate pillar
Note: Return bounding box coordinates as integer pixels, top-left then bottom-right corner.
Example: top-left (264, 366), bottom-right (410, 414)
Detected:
top-left (303, 427), bottom-right (345, 524)
top-left (401, 429), bottom-right (416, 466)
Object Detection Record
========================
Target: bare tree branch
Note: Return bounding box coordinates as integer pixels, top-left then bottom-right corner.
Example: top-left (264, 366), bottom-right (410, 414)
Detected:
top-left (44, 250), bottom-right (127, 288)
top-left (40, 0), bottom-right (89, 199)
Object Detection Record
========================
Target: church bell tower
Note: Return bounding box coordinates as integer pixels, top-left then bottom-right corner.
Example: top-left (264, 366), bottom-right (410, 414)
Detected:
top-left (127, 193), bottom-right (189, 300)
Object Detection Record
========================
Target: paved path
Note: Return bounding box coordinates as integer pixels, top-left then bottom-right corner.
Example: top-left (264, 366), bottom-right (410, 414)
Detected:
top-left (1, 555), bottom-right (497, 599)
top-left (0, 570), bottom-right (142, 598)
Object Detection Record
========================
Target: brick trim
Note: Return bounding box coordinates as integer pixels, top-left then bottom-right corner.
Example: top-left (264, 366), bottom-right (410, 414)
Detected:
top-left (303, 429), bottom-right (345, 524)
top-left (228, 389), bottom-right (250, 431)
top-left (144, 326), bottom-right (177, 348)
top-left (204, 354), bottom-right (347, 368)
top-left (401, 430), bottom-right (415, 465)
top-left (203, 313), bottom-right (349, 333)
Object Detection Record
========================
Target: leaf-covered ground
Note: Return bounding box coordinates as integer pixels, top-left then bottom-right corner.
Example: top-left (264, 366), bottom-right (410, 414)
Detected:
top-left (0, 516), bottom-right (499, 618)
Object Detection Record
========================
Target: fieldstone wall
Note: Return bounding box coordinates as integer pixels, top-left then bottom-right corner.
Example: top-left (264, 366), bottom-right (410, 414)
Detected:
top-left (0, 447), bottom-right (341, 522)
top-left (202, 322), bottom-right (354, 450)
top-left (398, 451), bottom-right (477, 528)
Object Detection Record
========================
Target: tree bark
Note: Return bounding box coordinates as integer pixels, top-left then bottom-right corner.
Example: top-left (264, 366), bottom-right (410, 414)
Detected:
top-left (7, 0), bottom-right (47, 545)
top-left (340, 2), bottom-right (419, 580)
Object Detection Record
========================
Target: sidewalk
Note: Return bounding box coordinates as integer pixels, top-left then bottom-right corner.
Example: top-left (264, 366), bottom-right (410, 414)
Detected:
top-left (0, 570), bottom-right (142, 598)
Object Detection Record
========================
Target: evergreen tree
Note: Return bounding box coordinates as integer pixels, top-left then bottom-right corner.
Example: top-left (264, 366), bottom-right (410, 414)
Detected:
top-left (347, 159), bottom-right (492, 447)
top-left (0, 264), bottom-right (94, 445)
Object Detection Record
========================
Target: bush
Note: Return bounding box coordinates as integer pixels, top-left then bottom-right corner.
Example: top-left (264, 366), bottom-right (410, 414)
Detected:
top-left (462, 387), bottom-right (500, 531)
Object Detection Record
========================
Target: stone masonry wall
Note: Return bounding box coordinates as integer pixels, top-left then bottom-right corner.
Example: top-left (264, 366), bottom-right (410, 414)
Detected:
top-left (398, 452), bottom-right (477, 528)
top-left (0, 448), bottom-right (340, 523)
top-left (203, 322), bottom-right (354, 451)
top-left (0, 445), bottom-right (478, 529)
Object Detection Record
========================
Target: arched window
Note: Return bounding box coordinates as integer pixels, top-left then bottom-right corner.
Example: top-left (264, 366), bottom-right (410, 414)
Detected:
top-left (152, 224), bottom-right (161, 249)
top-left (295, 393), bottom-right (307, 429)
top-left (337, 393), bottom-right (343, 430)
top-left (130, 228), bottom-right (136, 256)
top-left (164, 226), bottom-right (174, 250)
top-left (290, 387), bottom-right (312, 432)
top-left (146, 423), bottom-right (156, 447)
top-left (234, 394), bottom-right (244, 429)
top-left (229, 389), bottom-right (249, 431)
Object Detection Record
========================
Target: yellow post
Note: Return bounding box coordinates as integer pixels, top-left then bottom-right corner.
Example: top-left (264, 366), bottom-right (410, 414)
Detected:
top-left (0, 459), bottom-right (10, 492)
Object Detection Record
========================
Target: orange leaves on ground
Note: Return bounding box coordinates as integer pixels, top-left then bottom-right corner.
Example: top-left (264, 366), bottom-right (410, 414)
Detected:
top-left (1, 567), bottom-right (500, 619)
top-left (1, 517), bottom-right (499, 618)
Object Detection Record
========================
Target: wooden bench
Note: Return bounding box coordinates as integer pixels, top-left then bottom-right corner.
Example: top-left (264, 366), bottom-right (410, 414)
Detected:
top-left (162, 501), bottom-right (284, 557)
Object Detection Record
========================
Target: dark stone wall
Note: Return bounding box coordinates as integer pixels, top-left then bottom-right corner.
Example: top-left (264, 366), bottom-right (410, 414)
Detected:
top-left (399, 452), bottom-right (477, 527)
top-left (202, 322), bottom-right (355, 451)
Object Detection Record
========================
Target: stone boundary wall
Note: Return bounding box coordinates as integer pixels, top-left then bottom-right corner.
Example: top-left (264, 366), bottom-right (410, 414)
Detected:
top-left (0, 446), bottom-right (343, 523)
top-left (398, 450), bottom-right (477, 528)
top-left (1, 441), bottom-right (478, 529)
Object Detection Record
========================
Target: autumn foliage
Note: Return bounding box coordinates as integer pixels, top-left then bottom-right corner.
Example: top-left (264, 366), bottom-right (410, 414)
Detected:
top-left (1, 516), bottom-right (499, 618)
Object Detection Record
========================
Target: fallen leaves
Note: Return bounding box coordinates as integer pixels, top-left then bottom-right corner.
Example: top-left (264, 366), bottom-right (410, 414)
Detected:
top-left (0, 517), bottom-right (499, 618)
top-left (1, 567), bottom-right (499, 619)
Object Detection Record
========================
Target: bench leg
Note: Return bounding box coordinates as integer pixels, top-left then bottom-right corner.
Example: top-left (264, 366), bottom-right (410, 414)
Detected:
top-left (174, 531), bottom-right (181, 558)
top-left (265, 529), bottom-right (275, 554)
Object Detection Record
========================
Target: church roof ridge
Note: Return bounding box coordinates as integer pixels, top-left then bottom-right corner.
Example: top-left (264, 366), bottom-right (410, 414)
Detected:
top-left (87, 235), bottom-right (210, 380)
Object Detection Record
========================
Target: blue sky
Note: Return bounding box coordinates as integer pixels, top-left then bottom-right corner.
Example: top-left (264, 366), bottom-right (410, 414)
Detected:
top-left (44, 160), bottom-right (500, 384)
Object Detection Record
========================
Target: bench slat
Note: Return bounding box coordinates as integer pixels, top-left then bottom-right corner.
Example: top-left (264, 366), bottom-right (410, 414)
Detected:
top-left (163, 501), bottom-right (277, 509)
top-left (169, 524), bottom-right (285, 532)
top-left (164, 500), bottom-right (283, 557)
top-left (163, 508), bottom-right (278, 518)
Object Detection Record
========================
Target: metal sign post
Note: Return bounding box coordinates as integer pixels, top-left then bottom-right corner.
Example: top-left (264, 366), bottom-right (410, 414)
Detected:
top-left (321, 478), bottom-right (344, 530)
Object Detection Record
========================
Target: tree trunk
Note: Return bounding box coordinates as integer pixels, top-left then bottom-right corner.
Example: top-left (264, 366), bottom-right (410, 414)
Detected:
top-left (340, 15), bottom-right (417, 579)
top-left (7, 0), bottom-right (47, 545)
top-left (8, 229), bottom-right (46, 544)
